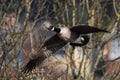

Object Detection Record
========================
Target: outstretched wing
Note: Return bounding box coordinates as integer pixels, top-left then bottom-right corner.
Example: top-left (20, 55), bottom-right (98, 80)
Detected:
top-left (70, 25), bottom-right (110, 34)
top-left (22, 34), bottom-right (67, 73)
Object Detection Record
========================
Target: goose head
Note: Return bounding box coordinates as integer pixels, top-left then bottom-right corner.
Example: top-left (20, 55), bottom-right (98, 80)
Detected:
top-left (42, 21), bottom-right (61, 33)
top-left (42, 21), bottom-right (54, 31)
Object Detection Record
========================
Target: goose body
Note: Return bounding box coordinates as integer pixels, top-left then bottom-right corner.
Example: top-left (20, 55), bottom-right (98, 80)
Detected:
top-left (22, 21), bottom-right (110, 73)
top-left (58, 27), bottom-right (79, 42)
top-left (48, 24), bottom-right (109, 43)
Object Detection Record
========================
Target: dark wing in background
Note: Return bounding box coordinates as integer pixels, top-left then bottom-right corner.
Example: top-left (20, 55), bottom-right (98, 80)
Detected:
top-left (70, 35), bottom-right (90, 46)
top-left (22, 34), bottom-right (67, 73)
top-left (70, 25), bottom-right (110, 34)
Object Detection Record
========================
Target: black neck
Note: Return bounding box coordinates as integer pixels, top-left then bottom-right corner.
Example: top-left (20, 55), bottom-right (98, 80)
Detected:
top-left (54, 27), bottom-right (60, 33)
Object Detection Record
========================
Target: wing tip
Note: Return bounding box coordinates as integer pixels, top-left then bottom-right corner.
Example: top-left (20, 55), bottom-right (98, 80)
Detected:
top-left (100, 29), bottom-right (111, 33)
top-left (21, 64), bottom-right (34, 74)
top-left (21, 59), bottom-right (38, 73)
top-left (102, 30), bottom-right (111, 33)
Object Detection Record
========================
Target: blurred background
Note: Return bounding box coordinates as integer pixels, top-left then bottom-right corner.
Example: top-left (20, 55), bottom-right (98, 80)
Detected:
top-left (0, 0), bottom-right (120, 80)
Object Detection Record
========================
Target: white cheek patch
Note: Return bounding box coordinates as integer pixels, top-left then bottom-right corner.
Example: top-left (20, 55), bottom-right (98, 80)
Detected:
top-left (80, 37), bottom-right (84, 41)
top-left (51, 27), bottom-right (55, 31)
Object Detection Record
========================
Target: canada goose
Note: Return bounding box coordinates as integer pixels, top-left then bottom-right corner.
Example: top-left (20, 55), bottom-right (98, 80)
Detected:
top-left (22, 21), bottom-right (109, 73)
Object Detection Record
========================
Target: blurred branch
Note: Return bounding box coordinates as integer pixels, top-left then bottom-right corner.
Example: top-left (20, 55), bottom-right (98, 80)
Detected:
top-left (72, 0), bottom-right (75, 25)
top-left (113, 0), bottom-right (120, 18)
top-left (85, 0), bottom-right (90, 14)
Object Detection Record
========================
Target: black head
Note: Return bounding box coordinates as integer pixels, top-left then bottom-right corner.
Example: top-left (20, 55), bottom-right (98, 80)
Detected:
top-left (80, 35), bottom-right (89, 45)
top-left (42, 21), bottom-right (60, 33)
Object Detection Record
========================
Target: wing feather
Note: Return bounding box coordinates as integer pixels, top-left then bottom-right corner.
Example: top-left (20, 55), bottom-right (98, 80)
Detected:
top-left (22, 34), bottom-right (67, 73)
top-left (70, 25), bottom-right (110, 34)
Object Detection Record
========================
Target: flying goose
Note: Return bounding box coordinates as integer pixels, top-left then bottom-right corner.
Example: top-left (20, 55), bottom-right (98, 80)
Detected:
top-left (22, 21), bottom-right (109, 73)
